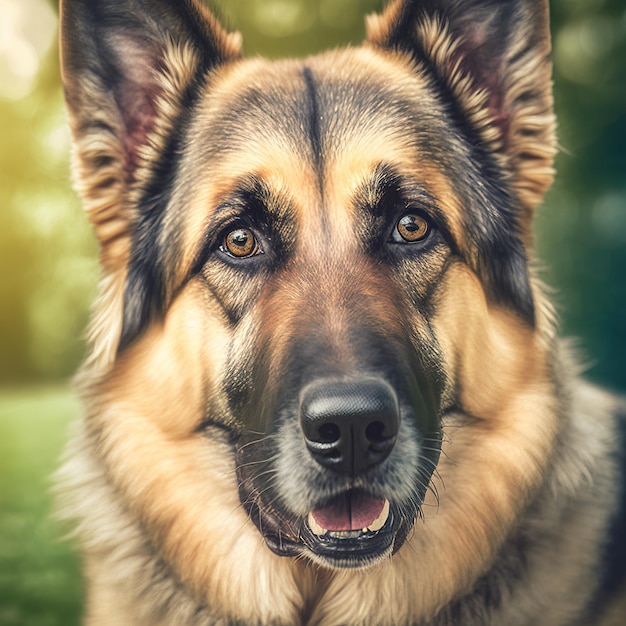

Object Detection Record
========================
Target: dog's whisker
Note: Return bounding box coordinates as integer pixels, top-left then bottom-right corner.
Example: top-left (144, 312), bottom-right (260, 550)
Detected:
top-left (235, 454), bottom-right (280, 470)
top-left (236, 435), bottom-right (279, 453)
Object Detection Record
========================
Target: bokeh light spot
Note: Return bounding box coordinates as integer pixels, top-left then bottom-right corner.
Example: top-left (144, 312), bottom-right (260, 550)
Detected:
top-left (593, 192), bottom-right (626, 245)
top-left (0, 0), bottom-right (56, 101)
top-left (252, 0), bottom-right (317, 37)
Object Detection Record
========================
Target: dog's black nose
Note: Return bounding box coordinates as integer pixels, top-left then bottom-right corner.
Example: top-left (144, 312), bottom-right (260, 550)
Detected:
top-left (299, 380), bottom-right (399, 474)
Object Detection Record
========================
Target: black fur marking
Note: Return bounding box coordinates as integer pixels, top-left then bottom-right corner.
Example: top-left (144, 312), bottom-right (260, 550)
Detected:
top-left (352, 163), bottom-right (457, 256)
top-left (195, 416), bottom-right (236, 440)
top-left (507, 41), bottom-right (534, 67)
top-left (302, 66), bottom-right (324, 184)
top-left (222, 337), bottom-right (275, 433)
top-left (118, 82), bottom-right (202, 352)
top-left (119, 224), bottom-right (167, 352)
top-left (427, 122), bottom-right (535, 327)
top-left (477, 223), bottom-right (535, 325)
top-left (460, 175), bottom-right (535, 326)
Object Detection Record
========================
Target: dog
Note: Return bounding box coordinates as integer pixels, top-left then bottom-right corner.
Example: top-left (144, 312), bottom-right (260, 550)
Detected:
top-left (57, 0), bottom-right (626, 624)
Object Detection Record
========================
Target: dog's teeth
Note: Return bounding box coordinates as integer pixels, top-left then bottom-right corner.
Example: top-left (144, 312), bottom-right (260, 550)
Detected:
top-left (329, 530), bottom-right (361, 539)
top-left (366, 499), bottom-right (390, 533)
top-left (308, 513), bottom-right (328, 536)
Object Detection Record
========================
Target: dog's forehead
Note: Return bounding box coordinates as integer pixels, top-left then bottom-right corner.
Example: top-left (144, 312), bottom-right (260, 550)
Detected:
top-left (197, 49), bottom-right (455, 175)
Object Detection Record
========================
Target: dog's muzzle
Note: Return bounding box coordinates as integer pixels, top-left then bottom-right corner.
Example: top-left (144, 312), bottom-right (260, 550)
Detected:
top-left (233, 329), bottom-right (443, 568)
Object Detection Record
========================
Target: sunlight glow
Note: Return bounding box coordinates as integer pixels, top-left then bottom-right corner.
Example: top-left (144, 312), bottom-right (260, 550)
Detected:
top-left (0, 0), bottom-right (56, 100)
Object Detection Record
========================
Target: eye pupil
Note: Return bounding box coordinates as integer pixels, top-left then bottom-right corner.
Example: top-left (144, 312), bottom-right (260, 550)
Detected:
top-left (397, 214), bottom-right (429, 242)
top-left (224, 228), bottom-right (258, 257)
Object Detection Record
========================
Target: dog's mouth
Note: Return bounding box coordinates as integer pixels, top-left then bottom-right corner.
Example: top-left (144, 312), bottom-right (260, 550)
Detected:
top-left (299, 490), bottom-right (401, 568)
top-left (239, 480), bottom-right (407, 568)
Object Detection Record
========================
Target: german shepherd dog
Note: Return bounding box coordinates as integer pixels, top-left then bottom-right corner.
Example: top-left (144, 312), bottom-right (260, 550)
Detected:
top-left (58, 0), bottom-right (626, 624)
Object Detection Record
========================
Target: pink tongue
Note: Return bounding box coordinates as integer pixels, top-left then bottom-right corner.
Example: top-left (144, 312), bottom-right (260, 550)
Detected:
top-left (311, 493), bottom-right (386, 531)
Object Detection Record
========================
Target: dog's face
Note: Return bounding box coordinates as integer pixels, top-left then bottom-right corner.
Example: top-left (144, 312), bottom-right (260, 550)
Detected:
top-left (196, 54), bottom-right (453, 566)
top-left (61, 0), bottom-right (558, 617)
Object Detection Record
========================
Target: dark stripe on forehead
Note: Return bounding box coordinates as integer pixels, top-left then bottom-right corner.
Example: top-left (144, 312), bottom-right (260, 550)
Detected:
top-left (302, 66), bottom-right (323, 182)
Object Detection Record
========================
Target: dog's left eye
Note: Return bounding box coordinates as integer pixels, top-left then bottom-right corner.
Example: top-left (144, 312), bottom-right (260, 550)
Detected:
top-left (220, 227), bottom-right (262, 258)
top-left (391, 213), bottom-right (431, 244)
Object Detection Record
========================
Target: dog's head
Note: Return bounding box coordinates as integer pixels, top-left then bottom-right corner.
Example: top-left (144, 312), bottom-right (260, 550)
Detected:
top-left (61, 0), bottom-right (557, 617)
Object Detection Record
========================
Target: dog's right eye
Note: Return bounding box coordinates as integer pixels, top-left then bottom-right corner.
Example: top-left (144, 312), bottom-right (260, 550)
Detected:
top-left (391, 213), bottom-right (432, 244)
top-left (220, 227), bottom-right (262, 258)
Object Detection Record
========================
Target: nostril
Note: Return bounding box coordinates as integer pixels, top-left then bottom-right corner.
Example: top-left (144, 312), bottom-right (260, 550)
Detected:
top-left (318, 422), bottom-right (340, 443)
top-left (365, 420), bottom-right (386, 443)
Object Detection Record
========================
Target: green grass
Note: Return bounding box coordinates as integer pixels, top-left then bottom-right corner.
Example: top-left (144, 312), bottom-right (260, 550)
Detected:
top-left (0, 386), bottom-right (83, 625)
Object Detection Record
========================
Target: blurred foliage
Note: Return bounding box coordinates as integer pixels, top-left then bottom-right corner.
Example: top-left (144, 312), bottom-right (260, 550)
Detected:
top-left (0, 0), bottom-right (624, 390)
top-left (538, 0), bottom-right (626, 390)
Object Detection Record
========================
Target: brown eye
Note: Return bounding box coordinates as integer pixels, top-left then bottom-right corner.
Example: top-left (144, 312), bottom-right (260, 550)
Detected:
top-left (396, 213), bottom-right (430, 242)
top-left (222, 228), bottom-right (260, 258)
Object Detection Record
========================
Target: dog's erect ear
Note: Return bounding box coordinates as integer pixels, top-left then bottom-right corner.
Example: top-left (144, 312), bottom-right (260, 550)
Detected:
top-left (61, 0), bottom-right (240, 365)
top-left (60, 0), bottom-right (240, 267)
top-left (367, 0), bottom-right (556, 219)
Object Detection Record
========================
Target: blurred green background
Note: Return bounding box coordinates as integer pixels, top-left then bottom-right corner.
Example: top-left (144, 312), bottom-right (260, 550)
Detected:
top-left (0, 0), bottom-right (624, 623)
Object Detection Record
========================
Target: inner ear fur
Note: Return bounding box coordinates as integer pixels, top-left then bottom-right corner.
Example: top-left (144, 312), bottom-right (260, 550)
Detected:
top-left (367, 0), bottom-right (556, 223)
top-left (60, 0), bottom-right (241, 269)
